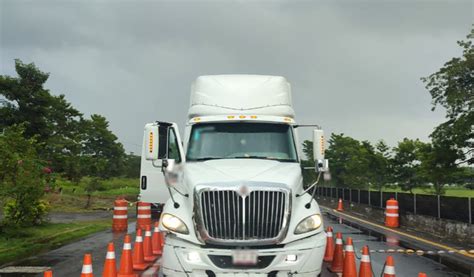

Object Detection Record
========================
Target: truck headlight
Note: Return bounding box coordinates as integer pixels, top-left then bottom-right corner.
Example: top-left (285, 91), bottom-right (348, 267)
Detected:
top-left (294, 214), bottom-right (322, 234)
top-left (162, 213), bottom-right (189, 234)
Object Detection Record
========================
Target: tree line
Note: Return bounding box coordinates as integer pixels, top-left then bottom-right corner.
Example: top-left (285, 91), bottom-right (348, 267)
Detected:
top-left (1, 60), bottom-right (140, 181)
top-left (0, 60), bottom-right (140, 226)
top-left (303, 28), bottom-right (473, 195)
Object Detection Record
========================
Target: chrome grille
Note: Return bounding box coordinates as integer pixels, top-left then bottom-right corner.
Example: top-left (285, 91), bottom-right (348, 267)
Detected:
top-left (200, 189), bottom-right (287, 241)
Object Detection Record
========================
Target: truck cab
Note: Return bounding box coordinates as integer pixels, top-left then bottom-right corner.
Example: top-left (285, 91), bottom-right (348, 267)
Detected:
top-left (139, 75), bottom-right (328, 276)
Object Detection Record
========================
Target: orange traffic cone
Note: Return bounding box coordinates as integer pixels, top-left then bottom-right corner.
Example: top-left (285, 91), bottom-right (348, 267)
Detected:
top-left (329, 232), bottom-right (344, 273)
top-left (103, 242), bottom-right (117, 277)
top-left (323, 226), bottom-right (335, 262)
top-left (152, 222), bottom-right (163, 256)
top-left (342, 237), bottom-right (357, 277)
top-left (118, 235), bottom-right (137, 277)
top-left (383, 256), bottom-right (396, 277)
top-left (337, 198), bottom-right (344, 211)
top-left (81, 254), bottom-right (93, 277)
top-left (133, 229), bottom-right (149, 271)
top-left (143, 225), bottom-right (157, 262)
top-left (418, 273), bottom-right (427, 277)
top-left (359, 245), bottom-right (373, 277)
top-left (44, 270), bottom-right (53, 277)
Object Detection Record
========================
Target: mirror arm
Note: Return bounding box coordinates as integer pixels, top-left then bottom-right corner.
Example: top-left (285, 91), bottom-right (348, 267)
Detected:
top-left (161, 158), bottom-right (182, 208)
top-left (171, 187), bottom-right (189, 198)
top-left (297, 171), bottom-right (322, 209)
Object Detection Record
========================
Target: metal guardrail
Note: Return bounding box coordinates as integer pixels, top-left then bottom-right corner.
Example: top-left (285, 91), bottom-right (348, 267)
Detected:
top-left (315, 186), bottom-right (472, 224)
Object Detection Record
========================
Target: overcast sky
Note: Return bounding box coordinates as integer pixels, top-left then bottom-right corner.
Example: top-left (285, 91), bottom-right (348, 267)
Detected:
top-left (1, 0), bottom-right (472, 154)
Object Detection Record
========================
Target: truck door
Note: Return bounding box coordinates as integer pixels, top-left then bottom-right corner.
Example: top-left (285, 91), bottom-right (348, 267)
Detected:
top-left (139, 123), bottom-right (185, 204)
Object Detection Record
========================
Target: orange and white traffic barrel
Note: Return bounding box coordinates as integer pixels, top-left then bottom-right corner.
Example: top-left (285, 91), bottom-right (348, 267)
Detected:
top-left (137, 202), bottom-right (152, 230)
top-left (385, 198), bottom-right (399, 228)
top-left (112, 198), bottom-right (128, 232)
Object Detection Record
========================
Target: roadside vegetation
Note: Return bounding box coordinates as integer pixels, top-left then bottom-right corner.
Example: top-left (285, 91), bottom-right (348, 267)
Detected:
top-left (0, 220), bottom-right (110, 266)
top-left (303, 28), bottom-right (473, 196)
top-left (0, 60), bottom-right (140, 265)
top-left (47, 177), bottom-right (138, 212)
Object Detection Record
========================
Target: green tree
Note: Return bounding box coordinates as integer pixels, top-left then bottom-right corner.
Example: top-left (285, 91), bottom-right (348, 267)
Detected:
top-left (418, 141), bottom-right (462, 195)
top-left (81, 115), bottom-right (125, 178)
top-left (371, 140), bottom-right (393, 191)
top-left (0, 59), bottom-right (127, 180)
top-left (0, 125), bottom-right (49, 227)
top-left (392, 138), bottom-right (425, 193)
top-left (123, 153), bottom-right (141, 178)
top-left (422, 28), bottom-right (474, 165)
top-left (325, 134), bottom-right (373, 188)
top-left (0, 60), bottom-right (83, 179)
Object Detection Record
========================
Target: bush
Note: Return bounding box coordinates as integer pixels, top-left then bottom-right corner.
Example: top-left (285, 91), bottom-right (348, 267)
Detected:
top-left (0, 125), bottom-right (48, 227)
top-left (3, 199), bottom-right (50, 226)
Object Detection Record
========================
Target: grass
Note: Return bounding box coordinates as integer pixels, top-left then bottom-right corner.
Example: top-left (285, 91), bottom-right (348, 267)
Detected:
top-left (55, 177), bottom-right (139, 197)
top-left (46, 177), bottom-right (139, 212)
top-left (0, 220), bottom-right (110, 266)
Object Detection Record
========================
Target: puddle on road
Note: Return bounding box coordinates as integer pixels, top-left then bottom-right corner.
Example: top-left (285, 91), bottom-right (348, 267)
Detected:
top-left (324, 212), bottom-right (471, 277)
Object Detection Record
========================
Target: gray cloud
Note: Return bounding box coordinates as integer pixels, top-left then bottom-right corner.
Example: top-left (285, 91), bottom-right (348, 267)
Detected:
top-left (1, 0), bottom-right (472, 153)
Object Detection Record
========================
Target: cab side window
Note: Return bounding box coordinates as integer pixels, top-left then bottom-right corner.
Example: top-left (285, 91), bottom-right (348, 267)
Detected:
top-left (168, 129), bottom-right (182, 163)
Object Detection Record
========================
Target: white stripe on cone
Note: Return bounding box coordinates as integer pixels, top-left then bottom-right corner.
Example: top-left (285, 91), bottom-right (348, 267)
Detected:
top-left (106, 252), bottom-right (115, 259)
top-left (326, 232), bottom-right (333, 237)
top-left (136, 236), bottom-right (143, 242)
top-left (384, 265), bottom-right (396, 275)
top-left (145, 231), bottom-right (152, 236)
top-left (124, 243), bottom-right (132, 250)
top-left (336, 238), bottom-right (342, 244)
top-left (82, 264), bottom-right (93, 274)
top-left (154, 227), bottom-right (159, 232)
top-left (345, 245), bottom-right (354, 252)
top-left (361, 255), bottom-right (370, 262)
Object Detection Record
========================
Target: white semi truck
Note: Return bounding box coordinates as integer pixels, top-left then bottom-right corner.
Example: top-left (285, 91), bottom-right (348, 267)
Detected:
top-left (139, 75), bottom-right (329, 276)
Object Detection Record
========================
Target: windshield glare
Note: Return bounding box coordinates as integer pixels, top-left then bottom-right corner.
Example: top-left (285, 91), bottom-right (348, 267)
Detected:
top-left (186, 123), bottom-right (298, 162)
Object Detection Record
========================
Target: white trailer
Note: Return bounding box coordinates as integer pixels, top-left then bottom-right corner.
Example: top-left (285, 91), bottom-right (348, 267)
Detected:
top-left (139, 75), bottom-right (328, 276)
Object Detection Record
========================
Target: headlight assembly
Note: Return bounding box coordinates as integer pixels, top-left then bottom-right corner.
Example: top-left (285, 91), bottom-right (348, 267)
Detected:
top-left (161, 213), bottom-right (189, 234)
top-left (294, 214), bottom-right (322, 234)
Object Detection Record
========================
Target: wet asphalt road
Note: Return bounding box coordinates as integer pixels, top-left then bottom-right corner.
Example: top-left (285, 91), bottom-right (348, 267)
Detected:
top-left (0, 212), bottom-right (470, 276)
top-left (322, 211), bottom-right (467, 277)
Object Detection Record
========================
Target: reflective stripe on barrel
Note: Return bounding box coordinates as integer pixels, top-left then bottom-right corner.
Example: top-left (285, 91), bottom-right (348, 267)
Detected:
top-left (136, 202), bottom-right (152, 229)
top-left (112, 198), bottom-right (128, 232)
top-left (385, 198), bottom-right (399, 228)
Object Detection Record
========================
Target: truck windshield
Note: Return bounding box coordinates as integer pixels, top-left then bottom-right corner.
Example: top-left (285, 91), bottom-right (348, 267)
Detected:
top-left (186, 122), bottom-right (298, 162)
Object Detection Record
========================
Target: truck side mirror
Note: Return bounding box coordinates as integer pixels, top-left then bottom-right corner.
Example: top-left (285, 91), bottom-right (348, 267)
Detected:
top-left (144, 124), bottom-right (159, 160)
top-left (313, 129), bottom-right (329, 172)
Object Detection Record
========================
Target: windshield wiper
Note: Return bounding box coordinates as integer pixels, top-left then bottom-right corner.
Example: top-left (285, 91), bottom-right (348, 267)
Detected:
top-left (267, 158), bottom-right (297, 162)
top-left (191, 157), bottom-right (223, 161)
top-left (231, 156), bottom-right (273, 160)
top-left (231, 156), bottom-right (297, 162)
